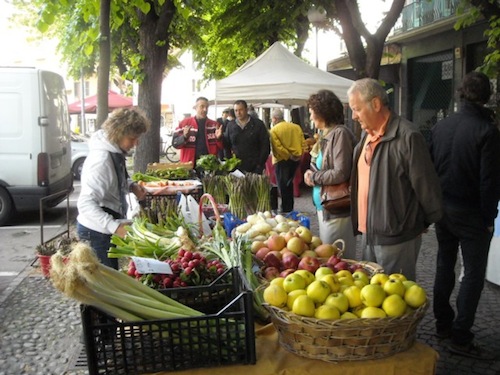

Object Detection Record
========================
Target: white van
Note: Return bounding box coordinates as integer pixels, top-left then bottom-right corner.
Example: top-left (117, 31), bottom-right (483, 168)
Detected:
top-left (0, 67), bottom-right (73, 225)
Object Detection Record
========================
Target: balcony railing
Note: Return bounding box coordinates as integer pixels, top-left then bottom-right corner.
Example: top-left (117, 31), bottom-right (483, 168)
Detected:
top-left (393, 0), bottom-right (460, 34)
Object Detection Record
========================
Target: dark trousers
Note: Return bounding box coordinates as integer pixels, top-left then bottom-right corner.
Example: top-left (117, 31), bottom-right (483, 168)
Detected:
top-left (275, 159), bottom-right (300, 213)
top-left (77, 222), bottom-right (118, 270)
top-left (433, 206), bottom-right (492, 346)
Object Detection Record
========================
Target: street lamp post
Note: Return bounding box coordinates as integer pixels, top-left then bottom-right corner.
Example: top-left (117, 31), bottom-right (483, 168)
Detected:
top-left (307, 6), bottom-right (327, 68)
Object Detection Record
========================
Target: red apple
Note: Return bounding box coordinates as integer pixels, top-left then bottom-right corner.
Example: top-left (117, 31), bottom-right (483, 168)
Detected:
top-left (333, 261), bottom-right (349, 272)
top-left (263, 266), bottom-right (281, 281)
top-left (264, 252), bottom-right (282, 269)
top-left (327, 255), bottom-right (342, 267)
top-left (297, 256), bottom-right (321, 274)
top-left (282, 252), bottom-right (300, 270)
top-left (267, 234), bottom-right (287, 252)
top-left (255, 247), bottom-right (271, 261)
top-left (279, 268), bottom-right (296, 278)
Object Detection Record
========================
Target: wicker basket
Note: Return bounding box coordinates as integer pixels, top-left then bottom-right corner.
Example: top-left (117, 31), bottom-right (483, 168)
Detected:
top-left (264, 301), bottom-right (428, 362)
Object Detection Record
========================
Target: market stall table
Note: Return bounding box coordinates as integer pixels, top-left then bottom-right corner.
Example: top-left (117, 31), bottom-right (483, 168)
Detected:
top-left (150, 323), bottom-right (438, 375)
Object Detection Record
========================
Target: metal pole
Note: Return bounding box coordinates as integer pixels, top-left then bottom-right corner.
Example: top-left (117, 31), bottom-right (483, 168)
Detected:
top-left (80, 69), bottom-right (86, 135)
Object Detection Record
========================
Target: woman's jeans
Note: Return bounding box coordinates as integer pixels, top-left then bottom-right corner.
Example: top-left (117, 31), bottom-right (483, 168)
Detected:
top-left (77, 222), bottom-right (118, 269)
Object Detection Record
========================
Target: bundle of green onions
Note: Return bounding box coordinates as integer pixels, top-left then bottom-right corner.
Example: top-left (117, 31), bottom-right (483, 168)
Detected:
top-left (50, 242), bottom-right (203, 322)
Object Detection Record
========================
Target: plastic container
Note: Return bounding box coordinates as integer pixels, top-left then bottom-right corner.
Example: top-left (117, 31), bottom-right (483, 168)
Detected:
top-left (80, 267), bottom-right (256, 375)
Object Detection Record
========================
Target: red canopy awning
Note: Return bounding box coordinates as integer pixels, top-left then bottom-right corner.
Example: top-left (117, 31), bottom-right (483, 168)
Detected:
top-left (68, 90), bottom-right (133, 114)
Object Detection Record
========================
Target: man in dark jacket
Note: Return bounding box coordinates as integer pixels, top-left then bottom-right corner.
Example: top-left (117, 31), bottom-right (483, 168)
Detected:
top-left (430, 71), bottom-right (500, 359)
top-left (223, 100), bottom-right (270, 173)
top-left (348, 78), bottom-right (442, 281)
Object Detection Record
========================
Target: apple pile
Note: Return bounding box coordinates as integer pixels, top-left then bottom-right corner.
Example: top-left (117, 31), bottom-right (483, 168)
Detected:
top-left (262, 268), bottom-right (427, 320)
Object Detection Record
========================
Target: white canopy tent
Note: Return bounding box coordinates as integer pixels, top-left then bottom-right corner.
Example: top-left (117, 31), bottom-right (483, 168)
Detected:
top-left (212, 42), bottom-right (354, 107)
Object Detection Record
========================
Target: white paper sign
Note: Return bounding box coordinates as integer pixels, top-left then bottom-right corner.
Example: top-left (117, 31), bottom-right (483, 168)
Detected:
top-left (131, 256), bottom-right (173, 274)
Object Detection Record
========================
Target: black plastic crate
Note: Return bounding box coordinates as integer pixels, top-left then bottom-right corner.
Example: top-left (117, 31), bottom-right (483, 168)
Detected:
top-left (80, 267), bottom-right (256, 375)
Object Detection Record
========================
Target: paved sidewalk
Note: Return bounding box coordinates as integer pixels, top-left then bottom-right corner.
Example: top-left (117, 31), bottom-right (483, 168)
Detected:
top-left (0, 185), bottom-right (499, 374)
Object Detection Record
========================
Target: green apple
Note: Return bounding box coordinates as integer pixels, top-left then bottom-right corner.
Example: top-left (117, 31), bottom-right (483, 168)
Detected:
top-left (295, 226), bottom-right (313, 244)
top-left (324, 292), bottom-right (349, 314)
top-left (340, 311), bottom-right (358, 320)
top-left (404, 284), bottom-right (427, 308)
top-left (286, 289), bottom-right (307, 310)
top-left (343, 285), bottom-right (362, 308)
top-left (389, 273), bottom-right (408, 282)
top-left (263, 284), bottom-right (288, 308)
top-left (283, 273), bottom-right (307, 293)
top-left (352, 270), bottom-right (370, 285)
top-left (292, 295), bottom-right (316, 317)
top-left (306, 280), bottom-right (331, 304)
top-left (402, 280), bottom-right (417, 290)
top-left (382, 294), bottom-right (407, 317)
top-left (320, 274), bottom-right (341, 293)
top-left (361, 306), bottom-right (387, 318)
top-left (315, 266), bottom-right (334, 279)
top-left (383, 278), bottom-right (406, 297)
top-left (315, 305), bottom-right (341, 320)
top-left (294, 269), bottom-right (315, 286)
top-left (360, 284), bottom-right (386, 307)
top-left (370, 273), bottom-right (389, 287)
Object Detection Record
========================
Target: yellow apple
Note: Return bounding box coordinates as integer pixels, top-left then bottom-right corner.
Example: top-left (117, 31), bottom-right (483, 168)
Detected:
top-left (267, 234), bottom-right (287, 251)
top-left (353, 270), bottom-right (370, 285)
top-left (338, 276), bottom-right (355, 287)
top-left (354, 279), bottom-right (368, 289)
top-left (370, 273), bottom-right (390, 287)
top-left (389, 273), bottom-right (408, 282)
top-left (360, 284), bottom-right (386, 307)
top-left (402, 280), bottom-right (417, 290)
top-left (270, 277), bottom-right (285, 289)
top-left (315, 266), bottom-right (334, 279)
top-left (315, 305), bottom-right (341, 320)
top-left (286, 236), bottom-right (305, 256)
top-left (295, 226), bottom-right (313, 244)
top-left (286, 289), bottom-right (307, 310)
top-left (361, 306), bottom-right (387, 318)
top-left (324, 292), bottom-right (349, 314)
top-left (283, 273), bottom-right (307, 293)
top-left (310, 236), bottom-right (322, 249)
top-left (294, 269), bottom-right (315, 286)
top-left (404, 285), bottom-right (427, 308)
top-left (351, 305), bottom-right (366, 317)
top-left (336, 269), bottom-right (353, 280)
top-left (383, 278), bottom-right (406, 297)
top-left (320, 274), bottom-right (341, 293)
top-left (343, 285), bottom-right (362, 308)
top-left (306, 280), bottom-right (331, 304)
top-left (382, 294), bottom-right (407, 317)
top-left (292, 295), bottom-right (316, 317)
top-left (340, 311), bottom-right (358, 320)
top-left (263, 284), bottom-right (288, 308)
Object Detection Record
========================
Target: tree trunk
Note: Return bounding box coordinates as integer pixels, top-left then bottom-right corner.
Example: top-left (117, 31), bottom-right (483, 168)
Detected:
top-left (96, 0), bottom-right (111, 129)
top-left (133, 2), bottom-right (175, 173)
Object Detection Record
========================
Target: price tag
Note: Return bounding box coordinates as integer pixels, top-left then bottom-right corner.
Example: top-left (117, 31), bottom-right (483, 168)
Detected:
top-left (131, 256), bottom-right (173, 274)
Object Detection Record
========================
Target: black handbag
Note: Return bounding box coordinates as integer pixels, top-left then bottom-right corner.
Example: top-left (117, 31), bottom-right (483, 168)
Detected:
top-left (321, 181), bottom-right (351, 214)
